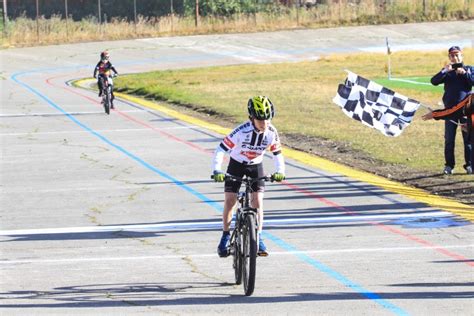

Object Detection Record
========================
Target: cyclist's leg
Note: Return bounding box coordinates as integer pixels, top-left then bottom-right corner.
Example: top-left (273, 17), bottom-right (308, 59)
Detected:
top-left (217, 159), bottom-right (244, 257)
top-left (251, 192), bottom-right (264, 232)
top-left (97, 77), bottom-right (103, 96)
top-left (248, 163), bottom-right (268, 256)
top-left (223, 192), bottom-right (238, 231)
top-left (109, 77), bottom-right (115, 100)
top-left (224, 158), bottom-right (245, 231)
top-left (248, 163), bottom-right (265, 233)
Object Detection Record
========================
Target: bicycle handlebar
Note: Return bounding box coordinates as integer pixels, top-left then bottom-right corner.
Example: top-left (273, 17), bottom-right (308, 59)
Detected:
top-left (211, 174), bottom-right (274, 182)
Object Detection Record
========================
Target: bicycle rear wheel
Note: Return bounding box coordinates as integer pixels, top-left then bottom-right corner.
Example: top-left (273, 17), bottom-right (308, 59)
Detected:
top-left (233, 230), bottom-right (243, 285)
top-left (242, 213), bottom-right (257, 296)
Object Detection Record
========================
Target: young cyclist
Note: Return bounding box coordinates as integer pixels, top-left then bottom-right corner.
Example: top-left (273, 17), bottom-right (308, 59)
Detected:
top-left (211, 96), bottom-right (286, 257)
top-left (93, 51), bottom-right (119, 108)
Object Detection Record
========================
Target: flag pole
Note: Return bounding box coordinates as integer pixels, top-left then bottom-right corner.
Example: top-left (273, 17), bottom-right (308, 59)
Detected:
top-left (419, 103), bottom-right (433, 111)
top-left (386, 37), bottom-right (392, 80)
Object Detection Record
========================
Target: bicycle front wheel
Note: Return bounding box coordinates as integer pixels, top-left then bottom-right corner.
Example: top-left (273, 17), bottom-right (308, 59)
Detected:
top-left (242, 214), bottom-right (257, 296)
top-left (104, 91), bottom-right (110, 115)
top-left (233, 230), bottom-right (243, 285)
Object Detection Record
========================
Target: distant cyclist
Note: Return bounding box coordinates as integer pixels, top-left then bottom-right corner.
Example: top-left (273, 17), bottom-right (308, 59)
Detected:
top-left (93, 51), bottom-right (119, 107)
top-left (212, 96), bottom-right (286, 257)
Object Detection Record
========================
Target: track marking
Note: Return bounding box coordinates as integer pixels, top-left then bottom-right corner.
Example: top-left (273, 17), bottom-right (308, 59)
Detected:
top-left (0, 126), bottom-right (199, 136)
top-left (389, 77), bottom-right (432, 86)
top-left (0, 110), bottom-right (142, 117)
top-left (2, 245), bottom-right (472, 265)
top-left (0, 211), bottom-right (451, 236)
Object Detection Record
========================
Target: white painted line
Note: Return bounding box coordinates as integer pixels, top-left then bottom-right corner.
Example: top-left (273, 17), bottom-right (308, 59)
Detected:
top-left (390, 78), bottom-right (432, 86)
top-left (0, 110), bottom-right (142, 117)
top-left (0, 125), bottom-right (200, 136)
top-left (0, 211), bottom-right (451, 236)
top-left (2, 245), bottom-right (472, 265)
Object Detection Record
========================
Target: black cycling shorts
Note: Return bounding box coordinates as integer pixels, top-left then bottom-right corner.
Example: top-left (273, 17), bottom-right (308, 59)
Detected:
top-left (224, 158), bottom-right (265, 193)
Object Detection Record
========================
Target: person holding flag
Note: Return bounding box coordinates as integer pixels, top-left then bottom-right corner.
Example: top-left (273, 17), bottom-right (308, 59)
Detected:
top-left (430, 46), bottom-right (473, 175)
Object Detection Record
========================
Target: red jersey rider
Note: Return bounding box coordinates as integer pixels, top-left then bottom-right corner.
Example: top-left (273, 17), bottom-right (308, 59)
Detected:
top-left (93, 51), bottom-right (118, 106)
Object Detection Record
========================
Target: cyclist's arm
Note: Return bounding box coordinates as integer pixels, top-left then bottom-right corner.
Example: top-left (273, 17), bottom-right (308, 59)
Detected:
top-left (269, 128), bottom-right (285, 174)
top-left (94, 61), bottom-right (103, 78)
top-left (110, 64), bottom-right (118, 75)
top-left (212, 145), bottom-right (227, 172)
top-left (272, 152), bottom-right (285, 174)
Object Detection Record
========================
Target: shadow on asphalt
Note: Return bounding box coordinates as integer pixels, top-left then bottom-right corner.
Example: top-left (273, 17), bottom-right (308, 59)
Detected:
top-left (1, 282), bottom-right (473, 308)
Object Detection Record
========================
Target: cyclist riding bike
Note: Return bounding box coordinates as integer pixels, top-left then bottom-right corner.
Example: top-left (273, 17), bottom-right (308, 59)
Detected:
top-left (93, 51), bottom-right (119, 107)
top-left (212, 96), bottom-right (286, 257)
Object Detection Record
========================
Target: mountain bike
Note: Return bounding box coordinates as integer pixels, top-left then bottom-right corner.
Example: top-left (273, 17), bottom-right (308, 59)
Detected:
top-left (213, 174), bottom-right (273, 296)
top-left (99, 73), bottom-right (116, 115)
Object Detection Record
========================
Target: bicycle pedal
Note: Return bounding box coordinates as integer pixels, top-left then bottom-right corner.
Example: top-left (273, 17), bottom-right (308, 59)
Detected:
top-left (257, 250), bottom-right (269, 257)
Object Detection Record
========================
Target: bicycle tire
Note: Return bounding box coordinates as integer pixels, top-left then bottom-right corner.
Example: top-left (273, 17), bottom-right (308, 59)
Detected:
top-left (242, 213), bottom-right (257, 296)
top-left (233, 230), bottom-right (243, 285)
top-left (104, 90), bottom-right (110, 115)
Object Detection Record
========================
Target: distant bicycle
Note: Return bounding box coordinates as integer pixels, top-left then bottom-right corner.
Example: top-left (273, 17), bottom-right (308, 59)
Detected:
top-left (99, 72), bottom-right (116, 115)
top-left (212, 173), bottom-right (274, 296)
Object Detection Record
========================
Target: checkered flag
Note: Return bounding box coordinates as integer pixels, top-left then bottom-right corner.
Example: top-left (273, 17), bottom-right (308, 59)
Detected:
top-left (333, 71), bottom-right (421, 137)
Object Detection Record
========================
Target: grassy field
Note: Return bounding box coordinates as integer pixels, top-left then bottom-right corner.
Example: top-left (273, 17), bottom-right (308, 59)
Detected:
top-left (114, 48), bottom-right (473, 173)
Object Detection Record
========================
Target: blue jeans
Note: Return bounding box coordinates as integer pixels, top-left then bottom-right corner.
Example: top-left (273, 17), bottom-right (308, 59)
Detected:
top-left (444, 119), bottom-right (471, 169)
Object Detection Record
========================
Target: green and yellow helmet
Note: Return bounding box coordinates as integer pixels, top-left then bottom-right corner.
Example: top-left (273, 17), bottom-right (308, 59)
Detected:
top-left (247, 96), bottom-right (275, 120)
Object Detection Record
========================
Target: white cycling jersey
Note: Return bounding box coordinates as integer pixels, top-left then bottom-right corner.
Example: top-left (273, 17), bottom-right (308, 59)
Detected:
top-left (212, 120), bottom-right (285, 173)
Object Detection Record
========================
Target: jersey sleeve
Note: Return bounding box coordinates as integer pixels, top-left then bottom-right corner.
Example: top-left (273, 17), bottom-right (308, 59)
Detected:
top-left (269, 129), bottom-right (282, 155)
top-left (219, 127), bottom-right (239, 152)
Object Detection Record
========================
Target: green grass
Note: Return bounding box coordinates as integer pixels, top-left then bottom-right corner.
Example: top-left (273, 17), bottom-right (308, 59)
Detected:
top-left (376, 76), bottom-right (444, 93)
top-left (114, 49), bottom-right (473, 173)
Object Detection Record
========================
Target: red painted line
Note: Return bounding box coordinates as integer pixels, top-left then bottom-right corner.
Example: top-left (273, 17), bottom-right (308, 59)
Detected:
top-left (46, 72), bottom-right (473, 267)
top-left (45, 74), bottom-right (209, 155)
top-left (285, 183), bottom-right (474, 267)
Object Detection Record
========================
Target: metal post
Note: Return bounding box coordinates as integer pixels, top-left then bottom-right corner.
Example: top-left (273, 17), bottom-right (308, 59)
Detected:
top-left (65, 0), bottom-right (69, 40)
top-left (386, 37), bottom-right (392, 80)
top-left (98, 0), bottom-right (102, 24)
top-left (195, 0), bottom-right (199, 28)
top-left (133, 0), bottom-right (137, 33)
top-left (253, 0), bottom-right (257, 26)
top-left (170, 0), bottom-right (174, 32)
top-left (295, 0), bottom-right (299, 26)
top-left (36, 0), bottom-right (40, 42)
top-left (2, 0), bottom-right (8, 36)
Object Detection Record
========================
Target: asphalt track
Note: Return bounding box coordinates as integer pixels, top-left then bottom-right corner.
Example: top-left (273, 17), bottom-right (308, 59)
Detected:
top-left (1, 21), bottom-right (473, 315)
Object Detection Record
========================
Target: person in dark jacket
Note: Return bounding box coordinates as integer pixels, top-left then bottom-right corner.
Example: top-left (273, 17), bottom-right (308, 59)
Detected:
top-left (423, 94), bottom-right (473, 174)
top-left (430, 46), bottom-right (473, 174)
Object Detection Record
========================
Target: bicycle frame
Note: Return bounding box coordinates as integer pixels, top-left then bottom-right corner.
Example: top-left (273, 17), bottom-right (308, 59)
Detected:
top-left (224, 174), bottom-right (270, 296)
top-left (99, 74), bottom-right (114, 114)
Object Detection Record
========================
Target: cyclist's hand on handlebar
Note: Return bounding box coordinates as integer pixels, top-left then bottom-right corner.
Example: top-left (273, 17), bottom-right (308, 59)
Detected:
top-left (272, 172), bottom-right (285, 182)
top-left (212, 171), bottom-right (225, 182)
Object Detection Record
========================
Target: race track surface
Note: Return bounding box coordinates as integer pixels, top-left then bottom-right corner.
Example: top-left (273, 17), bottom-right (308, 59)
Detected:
top-left (1, 21), bottom-right (473, 315)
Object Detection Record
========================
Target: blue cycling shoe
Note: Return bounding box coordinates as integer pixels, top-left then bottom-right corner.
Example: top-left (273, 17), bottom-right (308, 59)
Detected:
top-left (258, 236), bottom-right (268, 257)
top-left (217, 232), bottom-right (231, 258)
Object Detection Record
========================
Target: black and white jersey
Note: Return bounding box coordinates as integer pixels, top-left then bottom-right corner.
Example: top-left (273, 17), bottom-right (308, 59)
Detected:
top-left (220, 121), bottom-right (282, 165)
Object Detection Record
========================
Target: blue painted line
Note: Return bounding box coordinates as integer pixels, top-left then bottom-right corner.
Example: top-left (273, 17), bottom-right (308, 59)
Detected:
top-left (11, 67), bottom-right (409, 315)
top-left (263, 232), bottom-right (409, 316)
